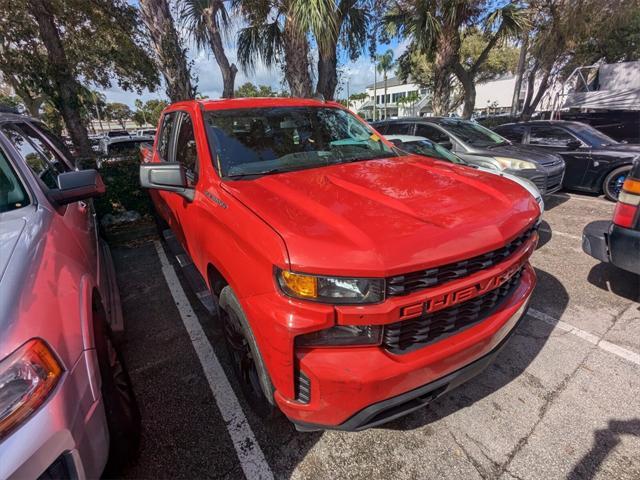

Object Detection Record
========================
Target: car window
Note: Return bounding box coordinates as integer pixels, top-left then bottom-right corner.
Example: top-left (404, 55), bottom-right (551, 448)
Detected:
top-left (1, 123), bottom-right (71, 189)
top-left (157, 112), bottom-right (177, 161)
top-left (415, 124), bottom-right (450, 144)
top-left (205, 106), bottom-right (399, 177)
top-left (435, 119), bottom-right (507, 147)
top-left (32, 122), bottom-right (76, 163)
top-left (109, 140), bottom-right (146, 156)
top-left (174, 113), bottom-right (197, 174)
top-left (402, 140), bottom-right (465, 164)
top-left (385, 123), bottom-right (414, 135)
top-left (495, 125), bottom-right (527, 143)
top-left (529, 126), bottom-right (576, 147)
top-left (0, 148), bottom-right (30, 212)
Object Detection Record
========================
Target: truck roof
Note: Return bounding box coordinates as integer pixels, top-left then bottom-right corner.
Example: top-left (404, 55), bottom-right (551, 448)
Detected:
top-left (171, 97), bottom-right (342, 112)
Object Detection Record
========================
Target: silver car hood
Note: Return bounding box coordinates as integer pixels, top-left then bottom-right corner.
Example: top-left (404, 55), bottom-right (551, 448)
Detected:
top-left (477, 167), bottom-right (545, 214)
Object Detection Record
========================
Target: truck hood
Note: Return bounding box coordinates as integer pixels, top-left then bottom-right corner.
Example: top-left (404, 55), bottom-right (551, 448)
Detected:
top-left (222, 155), bottom-right (540, 276)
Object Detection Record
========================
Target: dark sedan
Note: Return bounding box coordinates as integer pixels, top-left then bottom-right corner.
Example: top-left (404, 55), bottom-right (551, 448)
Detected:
top-left (373, 117), bottom-right (566, 196)
top-left (493, 120), bottom-right (640, 201)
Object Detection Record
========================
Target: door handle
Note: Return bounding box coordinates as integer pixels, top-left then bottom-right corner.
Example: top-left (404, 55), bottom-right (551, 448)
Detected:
top-left (78, 201), bottom-right (88, 212)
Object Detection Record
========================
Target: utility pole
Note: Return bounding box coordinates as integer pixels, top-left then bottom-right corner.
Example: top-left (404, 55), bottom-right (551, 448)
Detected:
top-left (346, 76), bottom-right (350, 111)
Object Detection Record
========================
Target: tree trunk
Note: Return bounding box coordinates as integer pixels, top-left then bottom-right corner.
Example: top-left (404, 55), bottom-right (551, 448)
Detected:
top-left (140, 0), bottom-right (195, 102)
top-left (431, 27), bottom-right (459, 116)
top-left (511, 32), bottom-right (529, 116)
top-left (521, 68), bottom-right (551, 120)
top-left (316, 40), bottom-right (338, 100)
top-left (283, 18), bottom-right (313, 98)
top-left (205, 5), bottom-right (237, 98)
top-left (452, 63), bottom-right (476, 119)
top-left (29, 0), bottom-right (91, 157)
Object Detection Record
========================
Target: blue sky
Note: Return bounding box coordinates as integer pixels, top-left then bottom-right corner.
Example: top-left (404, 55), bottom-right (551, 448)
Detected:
top-left (99, 14), bottom-right (409, 106)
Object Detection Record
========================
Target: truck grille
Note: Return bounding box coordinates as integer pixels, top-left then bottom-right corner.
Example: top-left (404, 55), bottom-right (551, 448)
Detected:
top-left (383, 268), bottom-right (523, 354)
top-left (386, 225), bottom-right (536, 297)
top-left (546, 171), bottom-right (564, 193)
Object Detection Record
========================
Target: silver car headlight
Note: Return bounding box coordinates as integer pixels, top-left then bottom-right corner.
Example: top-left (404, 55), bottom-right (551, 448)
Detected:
top-left (0, 339), bottom-right (62, 438)
top-left (493, 157), bottom-right (537, 170)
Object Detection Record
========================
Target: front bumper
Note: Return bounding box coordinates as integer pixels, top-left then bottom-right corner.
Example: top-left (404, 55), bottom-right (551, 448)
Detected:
top-left (512, 162), bottom-right (565, 196)
top-left (242, 235), bottom-right (536, 429)
top-left (0, 350), bottom-right (109, 480)
top-left (583, 221), bottom-right (640, 274)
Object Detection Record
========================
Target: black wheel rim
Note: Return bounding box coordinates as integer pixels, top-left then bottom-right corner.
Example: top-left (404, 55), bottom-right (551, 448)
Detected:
top-left (222, 311), bottom-right (264, 404)
top-left (608, 173), bottom-right (627, 199)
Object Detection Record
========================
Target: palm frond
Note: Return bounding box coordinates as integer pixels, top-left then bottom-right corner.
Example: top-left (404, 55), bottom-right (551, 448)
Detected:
top-left (341, 5), bottom-right (368, 61)
top-left (289, 0), bottom-right (338, 50)
top-left (179, 0), bottom-right (212, 50)
top-left (237, 21), bottom-right (283, 71)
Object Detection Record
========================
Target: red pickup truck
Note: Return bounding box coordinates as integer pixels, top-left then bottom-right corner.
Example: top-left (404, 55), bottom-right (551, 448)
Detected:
top-left (139, 98), bottom-right (540, 431)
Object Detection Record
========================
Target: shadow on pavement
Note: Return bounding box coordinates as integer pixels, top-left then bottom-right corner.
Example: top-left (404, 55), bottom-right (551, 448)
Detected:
top-left (383, 268), bottom-right (569, 432)
top-left (544, 193), bottom-right (571, 211)
top-left (567, 418), bottom-right (640, 480)
top-left (587, 262), bottom-right (640, 302)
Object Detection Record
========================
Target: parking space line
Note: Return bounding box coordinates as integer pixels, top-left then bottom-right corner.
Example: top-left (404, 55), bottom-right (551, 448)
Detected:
top-left (528, 308), bottom-right (640, 366)
top-left (154, 241), bottom-right (274, 480)
top-left (549, 193), bottom-right (609, 204)
top-left (538, 227), bottom-right (582, 241)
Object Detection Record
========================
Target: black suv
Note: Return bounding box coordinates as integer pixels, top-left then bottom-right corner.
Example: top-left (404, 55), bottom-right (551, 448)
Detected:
top-left (493, 120), bottom-right (640, 201)
top-left (373, 117), bottom-right (566, 196)
top-left (583, 158), bottom-right (640, 274)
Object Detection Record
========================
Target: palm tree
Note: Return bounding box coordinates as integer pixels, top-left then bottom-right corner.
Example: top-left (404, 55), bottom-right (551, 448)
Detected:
top-left (385, 0), bottom-right (525, 118)
top-left (236, 0), bottom-right (313, 97)
top-left (289, 0), bottom-right (369, 100)
top-left (181, 0), bottom-right (238, 98)
top-left (376, 49), bottom-right (394, 119)
top-left (140, 0), bottom-right (195, 102)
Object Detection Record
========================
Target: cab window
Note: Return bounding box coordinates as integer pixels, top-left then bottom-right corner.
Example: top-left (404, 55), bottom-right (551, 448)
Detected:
top-left (385, 123), bottom-right (415, 135)
top-left (174, 113), bottom-right (197, 175)
top-left (415, 124), bottom-right (450, 145)
top-left (0, 148), bottom-right (30, 212)
top-left (1, 123), bottom-right (71, 189)
top-left (157, 112), bottom-right (177, 161)
top-left (529, 126), bottom-right (576, 147)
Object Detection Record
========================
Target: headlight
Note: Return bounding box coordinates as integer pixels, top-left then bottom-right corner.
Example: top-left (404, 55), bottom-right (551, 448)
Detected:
top-left (493, 157), bottom-right (537, 170)
top-left (296, 325), bottom-right (383, 347)
top-left (0, 339), bottom-right (62, 438)
top-left (276, 269), bottom-right (385, 304)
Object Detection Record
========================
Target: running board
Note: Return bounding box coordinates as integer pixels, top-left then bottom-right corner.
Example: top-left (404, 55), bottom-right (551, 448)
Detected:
top-left (162, 229), bottom-right (217, 315)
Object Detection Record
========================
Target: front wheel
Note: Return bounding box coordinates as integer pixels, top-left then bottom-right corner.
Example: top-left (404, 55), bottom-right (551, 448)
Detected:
top-left (219, 286), bottom-right (277, 419)
top-left (95, 317), bottom-right (141, 476)
top-left (603, 166), bottom-right (631, 202)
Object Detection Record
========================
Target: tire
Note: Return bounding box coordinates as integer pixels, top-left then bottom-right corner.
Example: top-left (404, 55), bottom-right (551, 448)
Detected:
top-left (603, 165), bottom-right (631, 202)
top-left (94, 315), bottom-right (141, 476)
top-left (218, 286), bottom-right (277, 418)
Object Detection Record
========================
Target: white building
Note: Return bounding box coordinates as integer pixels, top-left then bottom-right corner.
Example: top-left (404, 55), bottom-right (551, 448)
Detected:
top-left (357, 77), bottom-right (430, 120)
top-left (464, 75), bottom-right (519, 116)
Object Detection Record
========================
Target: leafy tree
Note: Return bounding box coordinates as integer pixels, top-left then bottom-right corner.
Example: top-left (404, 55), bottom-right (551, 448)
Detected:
top-left (234, 82), bottom-right (279, 97)
top-left (237, 0), bottom-right (314, 97)
top-left (397, 90), bottom-right (420, 115)
top-left (132, 99), bottom-right (169, 127)
top-left (385, 0), bottom-right (525, 118)
top-left (519, 0), bottom-right (640, 119)
top-left (180, 0), bottom-right (237, 98)
top-left (349, 92), bottom-right (368, 101)
top-left (105, 102), bottom-right (132, 130)
top-left (0, 94), bottom-right (24, 112)
top-left (376, 49), bottom-right (395, 118)
top-left (0, 0), bottom-right (159, 155)
top-left (289, 0), bottom-right (370, 100)
top-left (139, 0), bottom-right (196, 102)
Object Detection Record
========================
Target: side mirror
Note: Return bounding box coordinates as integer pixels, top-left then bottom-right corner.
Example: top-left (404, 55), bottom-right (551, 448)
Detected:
top-left (51, 169), bottom-right (105, 205)
top-left (566, 140), bottom-right (582, 150)
top-left (139, 162), bottom-right (195, 201)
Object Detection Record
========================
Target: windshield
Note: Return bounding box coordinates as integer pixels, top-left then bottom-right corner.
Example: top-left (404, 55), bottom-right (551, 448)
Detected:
top-left (0, 149), bottom-right (29, 213)
top-left (204, 107), bottom-right (399, 177)
top-left (572, 124), bottom-right (618, 147)
top-left (439, 119), bottom-right (509, 148)
top-left (402, 139), bottom-right (466, 164)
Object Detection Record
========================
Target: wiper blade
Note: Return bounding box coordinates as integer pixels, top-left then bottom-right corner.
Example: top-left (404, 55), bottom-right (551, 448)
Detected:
top-left (226, 167), bottom-right (289, 179)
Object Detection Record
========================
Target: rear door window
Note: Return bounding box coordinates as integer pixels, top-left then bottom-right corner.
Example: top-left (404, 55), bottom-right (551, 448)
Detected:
top-left (385, 123), bottom-right (415, 135)
top-left (495, 125), bottom-right (527, 143)
top-left (529, 126), bottom-right (576, 147)
top-left (415, 124), bottom-right (450, 143)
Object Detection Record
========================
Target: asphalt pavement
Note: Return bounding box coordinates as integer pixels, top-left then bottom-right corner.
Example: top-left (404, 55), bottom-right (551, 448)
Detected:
top-left (112, 192), bottom-right (640, 480)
